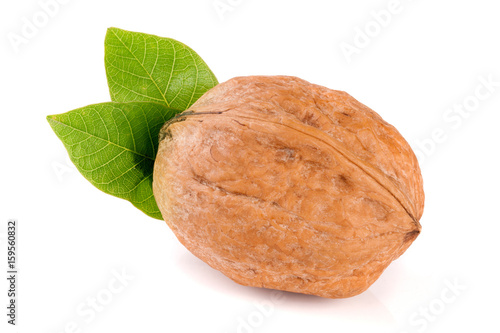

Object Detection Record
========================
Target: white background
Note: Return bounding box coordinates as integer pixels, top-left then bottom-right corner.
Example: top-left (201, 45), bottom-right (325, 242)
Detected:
top-left (1, 0), bottom-right (499, 332)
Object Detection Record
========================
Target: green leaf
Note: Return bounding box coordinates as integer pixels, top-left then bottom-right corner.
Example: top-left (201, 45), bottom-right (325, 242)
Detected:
top-left (47, 102), bottom-right (179, 220)
top-left (105, 27), bottom-right (218, 110)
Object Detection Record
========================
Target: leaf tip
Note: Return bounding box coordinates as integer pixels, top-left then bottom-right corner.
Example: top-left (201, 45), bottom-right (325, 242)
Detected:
top-left (106, 27), bottom-right (123, 37)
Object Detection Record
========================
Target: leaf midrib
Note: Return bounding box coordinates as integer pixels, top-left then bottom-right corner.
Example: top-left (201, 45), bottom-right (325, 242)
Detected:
top-left (110, 28), bottom-right (171, 108)
top-left (48, 117), bottom-right (155, 161)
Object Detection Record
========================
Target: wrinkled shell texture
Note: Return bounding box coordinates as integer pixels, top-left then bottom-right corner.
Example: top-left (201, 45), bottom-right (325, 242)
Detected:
top-left (153, 76), bottom-right (424, 298)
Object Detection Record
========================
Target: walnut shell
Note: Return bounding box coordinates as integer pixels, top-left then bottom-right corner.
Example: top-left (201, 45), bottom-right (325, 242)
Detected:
top-left (153, 76), bottom-right (424, 298)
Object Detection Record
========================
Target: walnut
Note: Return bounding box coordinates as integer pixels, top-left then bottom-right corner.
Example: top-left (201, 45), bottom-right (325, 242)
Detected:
top-left (153, 76), bottom-right (424, 298)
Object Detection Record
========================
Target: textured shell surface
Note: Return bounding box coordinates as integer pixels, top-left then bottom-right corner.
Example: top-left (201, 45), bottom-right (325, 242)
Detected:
top-left (153, 75), bottom-right (424, 298)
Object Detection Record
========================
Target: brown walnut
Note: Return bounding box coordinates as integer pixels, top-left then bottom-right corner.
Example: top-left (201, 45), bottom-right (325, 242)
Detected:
top-left (153, 76), bottom-right (424, 298)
